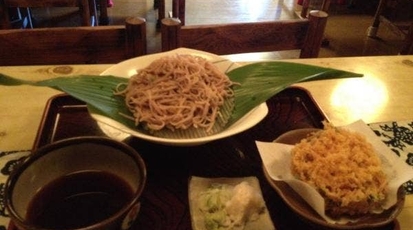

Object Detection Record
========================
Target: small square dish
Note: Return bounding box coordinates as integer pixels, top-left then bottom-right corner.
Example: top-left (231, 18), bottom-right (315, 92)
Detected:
top-left (188, 176), bottom-right (275, 230)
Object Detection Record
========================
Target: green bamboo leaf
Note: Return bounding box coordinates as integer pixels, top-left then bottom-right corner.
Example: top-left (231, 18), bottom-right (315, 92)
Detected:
top-left (0, 74), bottom-right (135, 128)
top-left (0, 74), bottom-right (32, 86)
top-left (0, 61), bottom-right (363, 133)
top-left (226, 62), bottom-right (363, 125)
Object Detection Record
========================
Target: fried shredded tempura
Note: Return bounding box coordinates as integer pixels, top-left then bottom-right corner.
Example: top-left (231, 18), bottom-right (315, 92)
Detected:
top-left (291, 124), bottom-right (388, 217)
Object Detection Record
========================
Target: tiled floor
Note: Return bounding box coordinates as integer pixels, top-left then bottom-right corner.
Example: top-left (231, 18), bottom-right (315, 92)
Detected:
top-left (27, 0), bottom-right (411, 59)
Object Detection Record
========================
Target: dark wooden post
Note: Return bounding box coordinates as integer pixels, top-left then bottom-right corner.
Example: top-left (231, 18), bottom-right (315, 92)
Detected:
top-left (300, 10), bottom-right (328, 58)
top-left (172, 0), bottom-right (186, 25)
top-left (161, 17), bottom-right (181, 51)
top-left (301, 0), bottom-right (310, 18)
top-left (0, 0), bottom-right (11, 29)
top-left (400, 23), bottom-right (413, 55)
top-left (126, 17), bottom-right (147, 58)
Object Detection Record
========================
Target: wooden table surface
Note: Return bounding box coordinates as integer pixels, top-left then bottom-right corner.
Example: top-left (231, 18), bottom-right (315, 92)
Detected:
top-left (0, 55), bottom-right (412, 229)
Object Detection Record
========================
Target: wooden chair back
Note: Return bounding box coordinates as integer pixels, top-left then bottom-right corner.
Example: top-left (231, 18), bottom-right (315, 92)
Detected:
top-left (161, 10), bottom-right (328, 58)
top-left (171, 0), bottom-right (331, 26)
top-left (0, 17), bottom-right (147, 66)
top-left (0, 0), bottom-right (95, 28)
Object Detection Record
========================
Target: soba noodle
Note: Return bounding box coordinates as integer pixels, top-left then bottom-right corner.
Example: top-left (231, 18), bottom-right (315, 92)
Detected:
top-left (114, 54), bottom-right (238, 135)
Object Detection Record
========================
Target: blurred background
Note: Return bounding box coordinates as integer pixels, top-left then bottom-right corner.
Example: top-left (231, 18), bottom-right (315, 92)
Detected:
top-left (16, 0), bottom-right (413, 57)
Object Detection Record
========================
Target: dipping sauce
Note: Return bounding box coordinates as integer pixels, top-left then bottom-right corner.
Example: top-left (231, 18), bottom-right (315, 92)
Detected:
top-left (26, 170), bottom-right (135, 229)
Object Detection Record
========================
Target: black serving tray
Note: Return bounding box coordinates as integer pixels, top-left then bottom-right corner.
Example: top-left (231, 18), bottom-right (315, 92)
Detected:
top-left (20, 86), bottom-right (397, 230)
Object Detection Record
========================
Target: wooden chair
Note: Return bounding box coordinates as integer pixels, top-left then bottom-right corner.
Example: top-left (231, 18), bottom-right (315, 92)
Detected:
top-left (170, 0), bottom-right (331, 26)
top-left (0, 0), bottom-right (97, 29)
top-left (161, 10), bottom-right (328, 58)
top-left (0, 17), bottom-right (147, 66)
top-left (367, 0), bottom-right (413, 55)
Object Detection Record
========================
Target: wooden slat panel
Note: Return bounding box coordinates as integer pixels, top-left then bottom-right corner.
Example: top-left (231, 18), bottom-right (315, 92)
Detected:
top-left (0, 26), bottom-right (126, 65)
top-left (180, 20), bottom-right (309, 55)
top-left (0, 17), bottom-right (147, 66)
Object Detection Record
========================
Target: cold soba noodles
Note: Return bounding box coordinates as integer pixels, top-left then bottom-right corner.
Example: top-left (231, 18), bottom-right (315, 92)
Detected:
top-left (115, 54), bottom-right (239, 138)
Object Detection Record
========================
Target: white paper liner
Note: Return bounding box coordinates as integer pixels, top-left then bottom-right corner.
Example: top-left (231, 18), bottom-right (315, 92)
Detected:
top-left (256, 120), bottom-right (413, 224)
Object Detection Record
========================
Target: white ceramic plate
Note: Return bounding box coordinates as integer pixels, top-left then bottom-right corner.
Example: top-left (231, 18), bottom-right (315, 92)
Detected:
top-left (95, 48), bottom-right (268, 146)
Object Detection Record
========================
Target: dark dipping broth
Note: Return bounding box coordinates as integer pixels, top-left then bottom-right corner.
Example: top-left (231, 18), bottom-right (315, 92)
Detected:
top-left (26, 170), bottom-right (135, 229)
